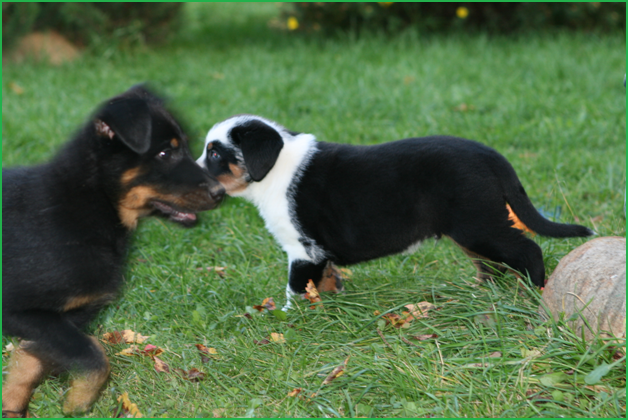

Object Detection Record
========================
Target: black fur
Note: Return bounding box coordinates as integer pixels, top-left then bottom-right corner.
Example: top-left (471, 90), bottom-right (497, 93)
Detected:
top-left (2, 85), bottom-right (224, 417)
top-left (288, 137), bottom-right (592, 291)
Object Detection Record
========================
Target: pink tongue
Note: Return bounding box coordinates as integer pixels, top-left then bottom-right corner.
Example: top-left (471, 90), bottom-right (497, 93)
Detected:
top-left (172, 212), bottom-right (196, 222)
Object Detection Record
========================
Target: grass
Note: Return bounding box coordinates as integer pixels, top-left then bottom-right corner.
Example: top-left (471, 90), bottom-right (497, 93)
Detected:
top-left (2, 3), bottom-right (626, 418)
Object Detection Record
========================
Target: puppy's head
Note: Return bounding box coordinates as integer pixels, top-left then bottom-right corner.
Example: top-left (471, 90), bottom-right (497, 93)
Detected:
top-left (197, 115), bottom-right (286, 195)
top-left (94, 85), bottom-right (224, 229)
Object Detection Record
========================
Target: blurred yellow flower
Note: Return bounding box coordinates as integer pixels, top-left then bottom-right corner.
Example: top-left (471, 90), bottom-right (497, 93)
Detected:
top-left (287, 16), bottom-right (299, 31)
top-left (456, 6), bottom-right (469, 19)
top-left (378, 2), bottom-right (394, 7)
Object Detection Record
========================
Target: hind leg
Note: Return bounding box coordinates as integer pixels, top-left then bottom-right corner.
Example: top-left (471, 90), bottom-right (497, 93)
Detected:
top-left (450, 231), bottom-right (546, 288)
top-left (2, 310), bottom-right (110, 416)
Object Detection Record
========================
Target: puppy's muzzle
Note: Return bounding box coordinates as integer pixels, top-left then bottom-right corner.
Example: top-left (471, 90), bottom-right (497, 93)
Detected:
top-left (204, 181), bottom-right (226, 205)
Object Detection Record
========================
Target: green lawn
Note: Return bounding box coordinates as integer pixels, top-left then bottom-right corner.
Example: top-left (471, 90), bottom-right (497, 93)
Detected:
top-left (2, 3), bottom-right (626, 418)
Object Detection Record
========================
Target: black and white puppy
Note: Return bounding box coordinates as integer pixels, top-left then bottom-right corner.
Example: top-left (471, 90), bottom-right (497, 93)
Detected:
top-left (197, 115), bottom-right (593, 309)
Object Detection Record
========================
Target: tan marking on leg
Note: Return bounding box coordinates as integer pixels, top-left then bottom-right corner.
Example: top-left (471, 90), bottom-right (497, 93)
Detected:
top-left (2, 343), bottom-right (48, 416)
top-left (63, 337), bottom-right (110, 415)
top-left (317, 262), bottom-right (345, 293)
top-left (63, 294), bottom-right (115, 312)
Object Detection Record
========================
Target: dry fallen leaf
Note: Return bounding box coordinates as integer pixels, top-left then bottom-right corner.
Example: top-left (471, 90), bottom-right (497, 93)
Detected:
top-left (195, 344), bottom-right (220, 362)
top-left (304, 279), bottom-right (322, 309)
top-left (287, 388), bottom-right (302, 397)
top-left (382, 313), bottom-right (410, 329)
top-left (322, 356), bottom-right (350, 385)
top-left (140, 344), bottom-right (164, 358)
top-left (153, 356), bottom-right (170, 373)
top-left (173, 367), bottom-right (206, 382)
top-left (116, 345), bottom-right (140, 356)
top-left (254, 339), bottom-right (271, 346)
top-left (253, 297), bottom-right (277, 312)
top-left (103, 329), bottom-right (149, 345)
top-left (115, 392), bottom-right (143, 418)
top-left (403, 301), bottom-right (436, 321)
top-left (270, 333), bottom-right (286, 344)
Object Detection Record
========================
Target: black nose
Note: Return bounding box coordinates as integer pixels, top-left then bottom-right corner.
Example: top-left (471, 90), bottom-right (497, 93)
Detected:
top-left (208, 182), bottom-right (225, 202)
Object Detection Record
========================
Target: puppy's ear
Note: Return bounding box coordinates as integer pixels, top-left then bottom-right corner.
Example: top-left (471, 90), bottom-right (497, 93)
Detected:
top-left (95, 98), bottom-right (152, 154)
top-left (230, 120), bottom-right (283, 182)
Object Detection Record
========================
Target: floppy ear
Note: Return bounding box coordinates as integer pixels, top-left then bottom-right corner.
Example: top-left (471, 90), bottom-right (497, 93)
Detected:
top-left (230, 120), bottom-right (284, 182)
top-left (95, 98), bottom-right (152, 154)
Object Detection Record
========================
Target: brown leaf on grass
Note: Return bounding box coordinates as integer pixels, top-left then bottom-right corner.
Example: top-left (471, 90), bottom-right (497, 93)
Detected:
top-left (195, 344), bottom-right (220, 362)
top-left (140, 344), bottom-right (164, 358)
top-left (116, 345), bottom-right (140, 356)
top-left (114, 392), bottom-right (143, 418)
top-left (173, 367), bottom-right (206, 382)
top-left (305, 279), bottom-right (322, 309)
top-left (153, 356), bottom-right (170, 373)
top-left (253, 333), bottom-right (285, 346)
top-left (382, 313), bottom-right (411, 329)
top-left (253, 297), bottom-right (277, 312)
top-left (116, 344), bottom-right (164, 358)
top-left (322, 356), bottom-right (350, 385)
top-left (287, 388), bottom-right (302, 397)
top-left (403, 301), bottom-right (435, 321)
top-left (376, 302), bottom-right (436, 329)
top-left (103, 329), bottom-right (149, 345)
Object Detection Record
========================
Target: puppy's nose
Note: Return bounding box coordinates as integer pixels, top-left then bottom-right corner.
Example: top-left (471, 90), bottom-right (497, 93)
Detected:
top-left (208, 183), bottom-right (225, 202)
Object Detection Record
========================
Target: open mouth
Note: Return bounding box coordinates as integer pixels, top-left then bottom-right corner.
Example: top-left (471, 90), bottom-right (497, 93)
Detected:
top-left (151, 200), bottom-right (198, 226)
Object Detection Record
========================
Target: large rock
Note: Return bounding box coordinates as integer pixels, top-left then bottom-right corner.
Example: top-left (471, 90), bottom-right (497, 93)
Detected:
top-left (540, 237), bottom-right (626, 341)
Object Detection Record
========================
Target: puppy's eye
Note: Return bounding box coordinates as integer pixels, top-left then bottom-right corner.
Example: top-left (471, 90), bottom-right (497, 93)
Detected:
top-left (209, 150), bottom-right (220, 160)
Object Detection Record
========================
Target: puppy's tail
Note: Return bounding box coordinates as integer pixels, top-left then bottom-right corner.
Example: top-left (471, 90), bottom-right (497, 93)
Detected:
top-left (503, 173), bottom-right (594, 238)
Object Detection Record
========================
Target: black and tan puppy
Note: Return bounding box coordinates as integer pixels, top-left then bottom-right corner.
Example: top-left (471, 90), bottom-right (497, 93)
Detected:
top-left (197, 115), bottom-right (593, 309)
top-left (2, 86), bottom-right (224, 417)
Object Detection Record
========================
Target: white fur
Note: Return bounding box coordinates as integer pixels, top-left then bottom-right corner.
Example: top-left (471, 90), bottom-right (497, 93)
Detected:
top-left (402, 240), bottom-right (424, 255)
top-left (282, 282), bottom-right (299, 311)
top-left (199, 115), bottom-right (327, 269)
